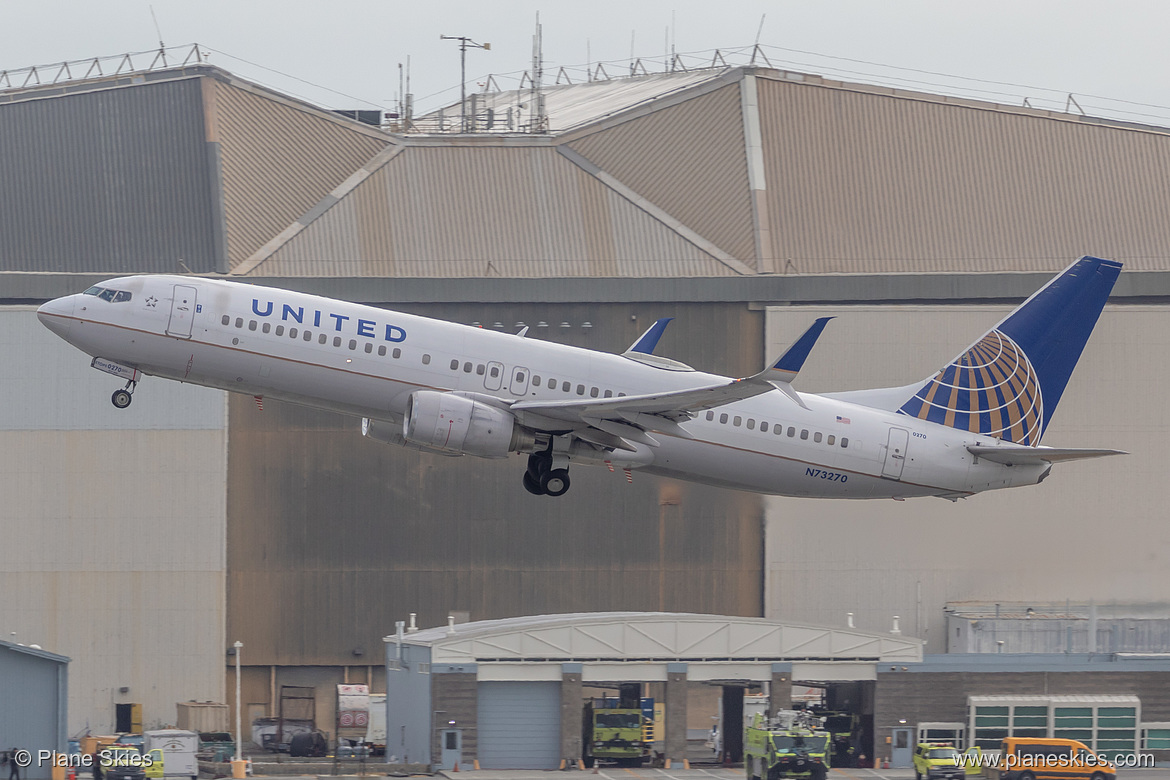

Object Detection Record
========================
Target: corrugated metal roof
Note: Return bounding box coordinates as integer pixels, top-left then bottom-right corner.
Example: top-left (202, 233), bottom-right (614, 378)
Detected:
top-left (210, 78), bottom-right (391, 270)
top-left (569, 83), bottom-right (756, 265)
top-left (969, 695), bottom-right (1141, 704)
top-left (0, 637), bottom-right (69, 663)
top-left (243, 145), bottom-right (735, 278)
top-left (0, 76), bottom-right (219, 273)
top-left (414, 69), bottom-right (726, 134)
top-left (756, 72), bottom-right (1170, 274)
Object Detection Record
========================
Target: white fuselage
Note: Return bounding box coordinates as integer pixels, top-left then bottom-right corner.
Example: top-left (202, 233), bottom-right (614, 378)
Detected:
top-left (37, 275), bottom-right (1050, 499)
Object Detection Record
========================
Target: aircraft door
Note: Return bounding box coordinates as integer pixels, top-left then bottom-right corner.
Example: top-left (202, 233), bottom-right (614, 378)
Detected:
top-left (509, 366), bottom-right (530, 396)
top-left (881, 427), bottom-right (910, 480)
top-left (166, 284), bottom-right (198, 339)
top-left (484, 361), bottom-right (504, 391)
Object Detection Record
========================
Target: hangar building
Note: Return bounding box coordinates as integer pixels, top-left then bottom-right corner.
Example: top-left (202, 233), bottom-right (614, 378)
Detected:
top-left (1, 46), bottom-right (1168, 740)
top-left (0, 639), bottom-right (69, 779)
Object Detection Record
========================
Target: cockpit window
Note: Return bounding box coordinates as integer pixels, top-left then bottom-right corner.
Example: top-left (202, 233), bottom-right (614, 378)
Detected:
top-left (88, 287), bottom-right (132, 303)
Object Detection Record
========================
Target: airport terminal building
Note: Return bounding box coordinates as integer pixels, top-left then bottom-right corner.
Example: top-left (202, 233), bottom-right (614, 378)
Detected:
top-left (1, 47), bottom-right (1169, 760)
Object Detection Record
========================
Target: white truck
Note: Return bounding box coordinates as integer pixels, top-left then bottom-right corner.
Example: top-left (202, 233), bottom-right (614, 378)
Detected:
top-left (365, 694), bottom-right (386, 755)
top-left (143, 730), bottom-right (199, 780)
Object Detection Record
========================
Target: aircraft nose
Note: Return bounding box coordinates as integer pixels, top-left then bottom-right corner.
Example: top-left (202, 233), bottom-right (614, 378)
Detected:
top-left (37, 295), bottom-right (76, 338)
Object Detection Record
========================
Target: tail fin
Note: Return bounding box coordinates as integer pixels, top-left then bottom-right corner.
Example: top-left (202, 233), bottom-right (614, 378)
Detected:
top-left (897, 256), bottom-right (1121, 445)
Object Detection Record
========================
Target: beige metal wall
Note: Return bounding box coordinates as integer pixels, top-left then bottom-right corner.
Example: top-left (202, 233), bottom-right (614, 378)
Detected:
top-left (226, 302), bottom-right (766, 667)
top-left (0, 308), bottom-right (229, 733)
top-left (764, 304), bottom-right (1170, 651)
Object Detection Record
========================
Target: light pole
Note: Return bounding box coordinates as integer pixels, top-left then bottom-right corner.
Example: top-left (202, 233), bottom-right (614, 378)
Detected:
top-left (439, 35), bottom-right (490, 133)
top-left (233, 641), bottom-right (243, 762)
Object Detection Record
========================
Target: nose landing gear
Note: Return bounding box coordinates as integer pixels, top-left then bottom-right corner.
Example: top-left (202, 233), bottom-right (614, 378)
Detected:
top-left (111, 379), bottom-right (137, 409)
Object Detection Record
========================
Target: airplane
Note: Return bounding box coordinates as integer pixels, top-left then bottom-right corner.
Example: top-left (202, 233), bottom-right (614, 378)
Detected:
top-left (36, 255), bottom-right (1125, 500)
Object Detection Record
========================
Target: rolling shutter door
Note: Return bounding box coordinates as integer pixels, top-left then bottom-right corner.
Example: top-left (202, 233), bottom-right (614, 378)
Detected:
top-left (476, 681), bottom-right (561, 769)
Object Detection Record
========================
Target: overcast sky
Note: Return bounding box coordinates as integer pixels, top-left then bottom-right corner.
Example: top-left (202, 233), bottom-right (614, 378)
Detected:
top-left (4, 1), bottom-right (1170, 123)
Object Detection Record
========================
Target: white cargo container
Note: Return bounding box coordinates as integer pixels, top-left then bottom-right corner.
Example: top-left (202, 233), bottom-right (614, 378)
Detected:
top-left (144, 730), bottom-right (200, 780)
top-left (365, 694), bottom-right (386, 752)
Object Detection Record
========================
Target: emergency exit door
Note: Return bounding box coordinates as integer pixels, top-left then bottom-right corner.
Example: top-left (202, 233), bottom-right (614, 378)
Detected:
top-left (882, 427), bottom-right (910, 480)
top-left (166, 284), bottom-right (198, 338)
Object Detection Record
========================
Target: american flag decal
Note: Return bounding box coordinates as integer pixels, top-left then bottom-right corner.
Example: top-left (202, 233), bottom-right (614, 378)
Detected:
top-left (836, 416), bottom-right (851, 424)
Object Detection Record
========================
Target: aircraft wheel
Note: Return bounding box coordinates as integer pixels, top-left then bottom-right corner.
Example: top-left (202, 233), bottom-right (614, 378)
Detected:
top-left (522, 470), bottom-right (545, 495)
top-left (541, 468), bottom-right (570, 497)
top-left (527, 453), bottom-right (550, 479)
top-left (111, 389), bottom-right (133, 409)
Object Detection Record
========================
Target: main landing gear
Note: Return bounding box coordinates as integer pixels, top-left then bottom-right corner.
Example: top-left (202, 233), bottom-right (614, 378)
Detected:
top-left (111, 379), bottom-right (137, 409)
top-left (523, 446), bottom-right (571, 497)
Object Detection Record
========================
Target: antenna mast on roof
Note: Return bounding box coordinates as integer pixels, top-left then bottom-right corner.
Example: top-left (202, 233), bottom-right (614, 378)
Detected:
top-left (530, 13), bottom-right (546, 133)
top-left (149, 5), bottom-right (167, 66)
top-left (440, 34), bottom-right (490, 133)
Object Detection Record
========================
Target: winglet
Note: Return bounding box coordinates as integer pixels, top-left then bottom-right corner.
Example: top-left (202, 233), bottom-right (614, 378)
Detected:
top-left (762, 317), bottom-right (834, 383)
top-left (626, 317), bottom-right (674, 355)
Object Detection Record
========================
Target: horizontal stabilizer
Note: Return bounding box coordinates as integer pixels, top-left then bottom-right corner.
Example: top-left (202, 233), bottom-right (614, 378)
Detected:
top-left (967, 444), bottom-right (1127, 466)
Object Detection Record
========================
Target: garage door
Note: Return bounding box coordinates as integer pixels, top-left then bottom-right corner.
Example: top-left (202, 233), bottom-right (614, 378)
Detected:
top-left (477, 681), bottom-right (561, 769)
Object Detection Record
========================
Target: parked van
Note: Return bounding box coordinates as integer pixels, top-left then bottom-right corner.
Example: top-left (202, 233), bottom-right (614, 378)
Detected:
top-left (998, 738), bottom-right (1115, 780)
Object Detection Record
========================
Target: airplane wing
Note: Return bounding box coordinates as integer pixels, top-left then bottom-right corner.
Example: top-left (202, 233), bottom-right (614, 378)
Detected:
top-left (509, 318), bottom-right (833, 450)
top-left (967, 444), bottom-right (1127, 466)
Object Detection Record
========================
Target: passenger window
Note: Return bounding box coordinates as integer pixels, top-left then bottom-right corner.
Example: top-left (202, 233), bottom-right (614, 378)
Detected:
top-left (841, 438), bottom-right (849, 448)
top-left (262, 322), bottom-right (271, 334)
top-left (787, 427), bottom-right (796, 437)
top-left (364, 343), bottom-right (373, 353)
top-left (827, 435), bottom-right (835, 445)
top-left (378, 346), bottom-right (386, 356)
top-left (235, 318), bottom-right (243, 328)
top-left (289, 327), bottom-right (298, 338)
top-left (249, 320), bottom-right (257, 331)
top-left (474, 362), bottom-right (483, 373)
top-left (548, 378), bottom-right (555, 389)
top-left (349, 339), bottom-right (357, 350)
top-left (422, 354), bottom-right (431, 365)
top-left (450, 359), bottom-right (459, 370)
top-left (333, 336), bottom-right (341, 347)
top-left (394, 349), bottom-right (402, 359)
top-left (464, 362), bottom-right (473, 373)
top-left (720, 413), bottom-right (728, 424)
top-left (604, 390), bottom-right (613, 398)
top-left (562, 381), bottom-right (570, 392)
top-left (490, 366), bottom-right (499, 378)
top-left (590, 387), bottom-right (599, 398)
top-left (533, 375), bottom-right (541, 385)
top-left (774, 424), bottom-right (783, 434)
top-left (618, 393), bottom-right (626, 397)
top-left (304, 331), bottom-right (313, 341)
top-left (760, 421), bottom-right (769, 433)
top-left (318, 333), bottom-right (327, 344)
top-left (276, 325), bottom-right (285, 336)
top-left (706, 411), bottom-right (715, 421)
top-left (733, 416), bottom-right (742, 427)
top-left (221, 315), bottom-right (230, 326)
top-left (814, 432), bottom-right (822, 443)
top-left (800, 429), bottom-right (809, 440)
top-left (747, 419), bottom-right (755, 430)
top-left (517, 372), bottom-right (526, 383)
top-left (576, 384), bottom-right (585, 395)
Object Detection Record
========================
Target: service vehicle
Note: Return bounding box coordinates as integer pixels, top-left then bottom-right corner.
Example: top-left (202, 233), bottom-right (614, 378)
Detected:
top-left (582, 702), bottom-right (649, 767)
top-left (745, 711), bottom-right (830, 780)
top-left (997, 738), bottom-right (1115, 780)
top-left (914, 742), bottom-right (965, 780)
top-left (143, 730), bottom-right (199, 780)
top-left (99, 746), bottom-right (163, 780)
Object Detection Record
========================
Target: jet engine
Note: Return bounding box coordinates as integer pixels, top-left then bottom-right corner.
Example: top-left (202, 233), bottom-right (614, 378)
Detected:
top-left (402, 390), bottom-right (531, 459)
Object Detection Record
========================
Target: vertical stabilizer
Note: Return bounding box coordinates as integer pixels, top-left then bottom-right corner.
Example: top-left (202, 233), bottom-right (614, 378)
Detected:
top-left (897, 256), bottom-right (1121, 444)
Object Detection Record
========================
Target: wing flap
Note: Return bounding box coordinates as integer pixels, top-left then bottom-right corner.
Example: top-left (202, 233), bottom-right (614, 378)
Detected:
top-left (967, 444), bottom-right (1127, 466)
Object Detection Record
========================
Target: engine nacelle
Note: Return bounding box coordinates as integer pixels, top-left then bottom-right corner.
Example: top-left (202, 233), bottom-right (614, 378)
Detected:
top-left (403, 391), bottom-right (525, 459)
